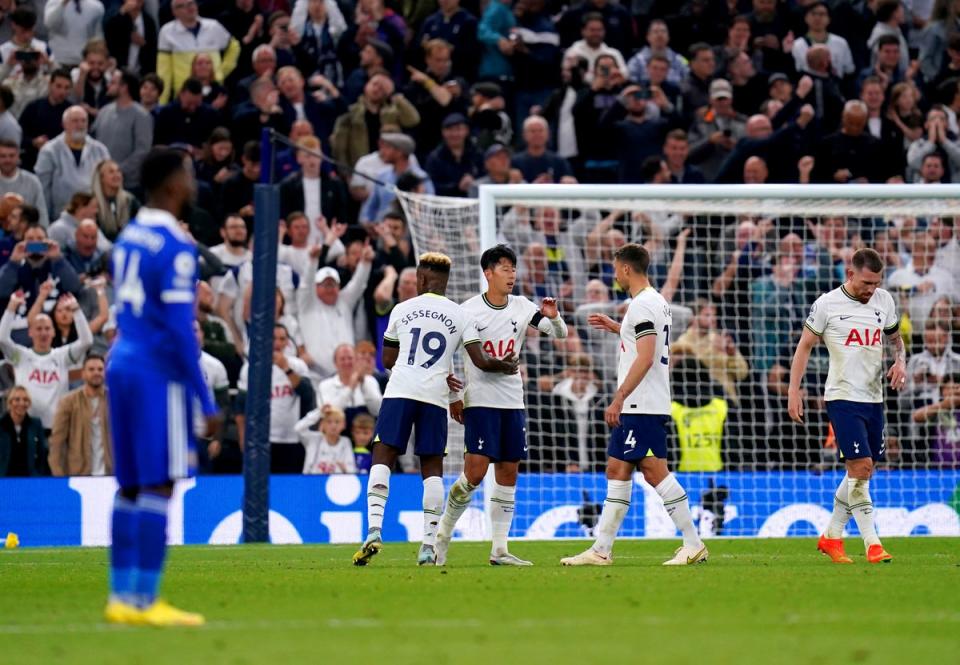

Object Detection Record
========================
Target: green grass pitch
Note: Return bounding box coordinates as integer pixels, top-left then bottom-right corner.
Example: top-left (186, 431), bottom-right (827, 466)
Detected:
top-left (1, 538), bottom-right (958, 665)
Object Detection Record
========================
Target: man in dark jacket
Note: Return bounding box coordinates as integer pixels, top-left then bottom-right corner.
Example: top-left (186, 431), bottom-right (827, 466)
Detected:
top-left (153, 79), bottom-right (220, 152)
top-left (812, 100), bottom-right (885, 183)
top-left (104, 0), bottom-right (158, 75)
top-left (0, 224), bottom-right (82, 316)
top-left (278, 135), bottom-right (348, 235)
top-left (598, 82), bottom-right (668, 184)
top-left (425, 113), bottom-right (484, 197)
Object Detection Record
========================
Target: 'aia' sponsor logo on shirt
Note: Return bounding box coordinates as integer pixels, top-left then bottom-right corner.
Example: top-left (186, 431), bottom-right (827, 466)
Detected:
top-left (844, 328), bottom-right (881, 347)
top-left (28, 369), bottom-right (61, 384)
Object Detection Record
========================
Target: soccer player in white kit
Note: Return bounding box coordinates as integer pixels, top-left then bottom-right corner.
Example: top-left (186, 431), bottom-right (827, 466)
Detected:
top-left (434, 244), bottom-right (569, 566)
top-left (353, 253), bottom-right (519, 567)
top-left (788, 248), bottom-right (906, 564)
top-left (561, 244), bottom-right (708, 567)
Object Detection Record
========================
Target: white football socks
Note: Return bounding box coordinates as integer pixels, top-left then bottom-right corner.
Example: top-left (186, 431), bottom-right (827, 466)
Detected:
top-left (490, 481), bottom-right (516, 557)
top-left (592, 479), bottom-right (632, 556)
top-left (825, 474), bottom-right (851, 539)
top-left (848, 477), bottom-right (881, 548)
top-left (366, 464), bottom-right (391, 535)
top-left (422, 476), bottom-right (444, 547)
top-left (437, 473), bottom-right (477, 541)
top-left (656, 473), bottom-right (702, 549)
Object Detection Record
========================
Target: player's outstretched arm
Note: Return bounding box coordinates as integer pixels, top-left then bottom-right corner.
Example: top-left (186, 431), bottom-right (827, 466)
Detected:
top-left (464, 342), bottom-right (519, 375)
top-left (587, 312), bottom-right (621, 335)
top-left (535, 297), bottom-right (569, 338)
top-left (787, 327), bottom-right (820, 423)
top-left (0, 292), bottom-right (24, 360)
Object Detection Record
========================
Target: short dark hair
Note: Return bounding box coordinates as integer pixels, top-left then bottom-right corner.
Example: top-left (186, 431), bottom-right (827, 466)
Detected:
top-left (647, 53), bottom-right (670, 66)
top-left (582, 11), bottom-right (604, 26)
top-left (805, 1), bottom-right (829, 16)
top-left (10, 7), bottom-right (37, 29)
top-left (480, 244), bottom-right (518, 271)
top-left (20, 204), bottom-right (39, 225)
top-left (242, 140), bottom-right (260, 163)
top-left (395, 171), bottom-right (424, 192)
top-left (84, 353), bottom-right (105, 366)
top-left (876, 0), bottom-right (901, 23)
top-left (141, 148), bottom-right (187, 198)
top-left (876, 33), bottom-right (901, 50)
top-left (180, 77), bottom-right (204, 96)
top-left (285, 210), bottom-right (307, 224)
top-left (689, 42), bottom-right (712, 59)
top-left (949, 33), bottom-right (960, 52)
top-left (382, 210), bottom-right (405, 224)
top-left (50, 67), bottom-right (72, 85)
top-left (0, 138), bottom-right (16, 150)
top-left (860, 75), bottom-right (884, 91)
top-left (614, 243), bottom-right (650, 275)
top-left (142, 72), bottom-right (165, 94)
top-left (0, 86), bottom-right (13, 111)
top-left (851, 248), bottom-right (884, 273)
top-left (665, 128), bottom-right (688, 143)
top-left (639, 155), bottom-right (665, 183)
top-left (119, 70), bottom-right (141, 100)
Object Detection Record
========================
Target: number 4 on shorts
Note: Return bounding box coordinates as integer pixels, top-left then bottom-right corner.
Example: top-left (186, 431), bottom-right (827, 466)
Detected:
top-left (624, 430), bottom-right (637, 450)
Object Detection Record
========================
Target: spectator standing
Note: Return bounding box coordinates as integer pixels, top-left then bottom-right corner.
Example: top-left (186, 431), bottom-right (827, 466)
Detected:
top-left (790, 2), bottom-right (856, 83)
top-left (48, 191), bottom-right (108, 250)
top-left (663, 129), bottom-right (706, 184)
top-left (43, 0), bottom-right (103, 67)
top-left (627, 19), bottom-right (688, 86)
top-left (425, 112), bottom-right (484, 197)
top-left (156, 0), bottom-right (240, 104)
top-left (153, 78), bottom-right (220, 151)
top-left (0, 385), bottom-right (48, 476)
top-left (318, 342), bottom-right (382, 424)
top-left (681, 42), bottom-right (717, 118)
top-left (104, 0), bottom-right (157, 75)
top-left (71, 40), bottom-right (111, 119)
top-left (277, 135), bottom-right (348, 244)
top-left (867, 0), bottom-right (909, 73)
top-left (0, 290), bottom-right (91, 429)
top-left (477, 0), bottom-right (516, 84)
top-left (557, 0), bottom-right (633, 57)
top-left (48, 353), bottom-right (110, 476)
top-left (91, 71), bottom-right (153, 194)
top-left (403, 39), bottom-right (468, 161)
top-left (599, 81), bottom-right (668, 184)
top-left (888, 232), bottom-right (958, 330)
top-left (292, 0), bottom-right (344, 87)
top-left (231, 76), bottom-right (291, 153)
top-left (92, 159), bottom-right (139, 241)
top-left (296, 246), bottom-right (372, 378)
top-left (18, 68), bottom-right (71, 169)
top-left (415, 0), bottom-right (478, 80)
top-left (512, 116), bottom-right (574, 184)
top-left (0, 138), bottom-right (46, 225)
top-left (563, 12), bottom-right (626, 82)
top-left (358, 133), bottom-right (434, 224)
top-left (812, 100), bottom-right (885, 183)
top-left (33, 104), bottom-right (109, 218)
top-left (906, 106), bottom-right (960, 182)
top-left (688, 79), bottom-right (747, 181)
top-left (62, 218), bottom-right (107, 278)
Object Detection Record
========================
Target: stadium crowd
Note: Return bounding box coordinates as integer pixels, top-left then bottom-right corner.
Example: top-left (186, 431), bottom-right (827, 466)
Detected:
top-left (0, 0), bottom-right (959, 478)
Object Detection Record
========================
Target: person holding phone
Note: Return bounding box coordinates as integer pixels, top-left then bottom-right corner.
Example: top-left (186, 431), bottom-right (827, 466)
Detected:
top-left (0, 222), bottom-right (82, 320)
top-left (562, 13), bottom-right (626, 84)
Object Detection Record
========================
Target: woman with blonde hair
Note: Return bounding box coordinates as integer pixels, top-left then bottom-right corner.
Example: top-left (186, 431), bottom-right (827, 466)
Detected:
top-left (92, 160), bottom-right (140, 241)
top-left (0, 386), bottom-right (49, 477)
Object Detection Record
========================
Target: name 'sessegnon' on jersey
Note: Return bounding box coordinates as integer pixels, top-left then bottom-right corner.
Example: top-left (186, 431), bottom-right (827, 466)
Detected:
top-left (382, 294), bottom-right (479, 409)
top-left (805, 285), bottom-right (899, 403)
top-left (618, 287), bottom-right (672, 415)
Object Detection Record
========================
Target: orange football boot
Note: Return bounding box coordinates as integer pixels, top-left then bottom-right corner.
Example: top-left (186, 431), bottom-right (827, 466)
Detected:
top-left (866, 544), bottom-right (893, 563)
top-left (817, 535), bottom-right (853, 563)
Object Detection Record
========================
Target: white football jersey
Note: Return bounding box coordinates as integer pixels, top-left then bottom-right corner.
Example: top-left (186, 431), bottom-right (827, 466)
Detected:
top-left (238, 356), bottom-right (310, 443)
top-left (383, 294), bottom-right (479, 409)
top-left (805, 285), bottom-right (899, 403)
top-left (618, 287), bottom-right (672, 415)
top-left (195, 352), bottom-right (228, 436)
top-left (461, 294), bottom-right (541, 409)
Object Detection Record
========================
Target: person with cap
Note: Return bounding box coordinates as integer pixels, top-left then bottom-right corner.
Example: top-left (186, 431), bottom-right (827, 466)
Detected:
top-left (278, 135), bottom-right (349, 243)
top-left (358, 132), bottom-right (434, 225)
top-left (468, 142), bottom-right (524, 196)
top-left (404, 38), bottom-right (469, 160)
top-left (331, 70), bottom-right (420, 175)
top-left (342, 37), bottom-right (393, 104)
top-left (296, 239), bottom-right (374, 379)
top-left (349, 124), bottom-right (424, 203)
top-left (768, 72), bottom-right (794, 103)
top-left (511, 115), bottom-right (576, 184)
top-left (425, 112), bottom-right (484, 197)
top-left (468, 81), bottom-right (513, 150)
top-left (598, 80), bottom-right (669, 184)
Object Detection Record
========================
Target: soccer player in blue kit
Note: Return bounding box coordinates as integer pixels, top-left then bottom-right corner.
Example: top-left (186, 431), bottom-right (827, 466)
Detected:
top-left (103, 148), bottom-right (219, 627)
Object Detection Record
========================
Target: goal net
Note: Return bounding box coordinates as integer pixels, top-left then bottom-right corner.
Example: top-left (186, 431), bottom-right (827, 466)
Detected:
top-left (396, 184), bottom-right (960, 540)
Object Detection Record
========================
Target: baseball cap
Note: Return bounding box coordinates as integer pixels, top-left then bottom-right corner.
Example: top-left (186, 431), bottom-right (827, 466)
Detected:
top-left (380, 132), bottom-right (416, 156)
top-left (709, 79), bottom-right (733, 100)
top-left (484, 143), bottom-right (510, 160)
top-left (442, 112), bottom-right (469, 128)
top-left (315, 266), bottom-right (340, 285)
top-left (768, 72), bottom-right (790, 87)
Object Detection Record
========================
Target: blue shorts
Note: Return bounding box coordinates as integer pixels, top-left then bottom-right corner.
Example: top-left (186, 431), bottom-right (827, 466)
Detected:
top-left (607, 414), bottom-right (669, 463)
top-left (826, 400), bottom-right (885, 461)
top-left (374, 398), bottom-right (447, 457)
top-left (106, 362), bottom-right (197, 489)
top-left (464, 407), bottom-right (528, 462)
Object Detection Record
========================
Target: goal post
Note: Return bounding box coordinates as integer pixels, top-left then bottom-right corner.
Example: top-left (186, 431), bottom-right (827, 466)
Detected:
top-left (396, 184), bottom-right (960, 540)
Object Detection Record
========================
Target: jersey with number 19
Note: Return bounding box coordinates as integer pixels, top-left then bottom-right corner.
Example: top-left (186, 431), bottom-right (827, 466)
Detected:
top-left (608, 286), bottom-right (672, 462)
top-left (107, 208), bottom-right (216, 487)
top-left (376, 293), bottom-right (479, 456)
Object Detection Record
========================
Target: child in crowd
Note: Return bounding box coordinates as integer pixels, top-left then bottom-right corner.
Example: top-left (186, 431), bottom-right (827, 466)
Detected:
top-left (296, 405), bottom-right (357, 474)
top-left (350, 413), bottom-right (375, 474)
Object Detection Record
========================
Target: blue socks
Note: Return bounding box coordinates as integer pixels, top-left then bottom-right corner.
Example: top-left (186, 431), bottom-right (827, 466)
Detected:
top-left (109, 491), bottom-right (170, 608)
top-left (135, 492), bottom-right (169, 607)
top-left (109, 494), bottom-right (139, 605)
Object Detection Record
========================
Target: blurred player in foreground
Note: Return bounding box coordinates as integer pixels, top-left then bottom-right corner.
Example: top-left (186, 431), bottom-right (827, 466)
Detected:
top-left (789, 248), bottom-right (905, 564)
top-left (436, 244), bottom-right (568, 566)
top-left (561, 244), bottom-right (708, 567)
top-left (104, 148), bottom-right (219, 626)
top-left (353, 252), bottom-right (518, 567)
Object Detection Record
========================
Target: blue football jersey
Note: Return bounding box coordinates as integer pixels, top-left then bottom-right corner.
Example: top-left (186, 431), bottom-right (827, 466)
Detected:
top-left (109, 207), bottom-right (216, 416)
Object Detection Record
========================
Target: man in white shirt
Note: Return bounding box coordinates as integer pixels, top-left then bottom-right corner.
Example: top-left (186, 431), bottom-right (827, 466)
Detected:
top-left (887, 232), bottom-right (958, 330)
top-left (563, 12), bottom-right (626, 82)
top-left (209, 214), bottom-right (251, 274)
top-left (237, 323), bottom-right (312, 473)
top-left (0, 290), bottom-right (92, 429)
top-left (44, 0), bottom-right (104, 67)
top-left (318, 343), bottom-right (382, 420)
top-left (296, 243), bottom-right (372, 378)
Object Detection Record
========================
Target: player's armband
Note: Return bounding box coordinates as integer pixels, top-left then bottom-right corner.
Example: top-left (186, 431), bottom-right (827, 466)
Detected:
top-left (634, 320), bottom-right (656, 339)
top-left (383, 336), bottom-right (400, 349)
top-left (529, 312), bottom-right (544, 328)
top-left (883, 317), bottom-right (900, 335)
